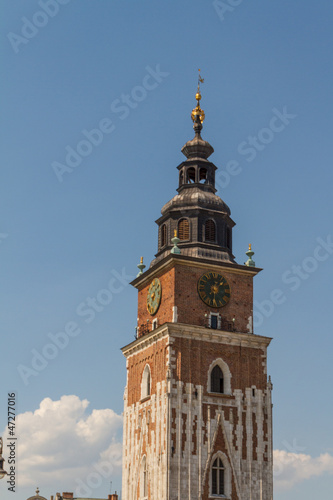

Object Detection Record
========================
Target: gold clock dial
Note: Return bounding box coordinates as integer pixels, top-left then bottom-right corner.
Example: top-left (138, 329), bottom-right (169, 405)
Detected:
top-left (198, 272), bottom-right (231, 308)
top-left (147, 278), bottom-right (162, 315)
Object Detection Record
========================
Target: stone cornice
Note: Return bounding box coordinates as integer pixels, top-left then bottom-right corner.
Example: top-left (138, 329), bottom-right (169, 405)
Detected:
top-left (131, 253), bottom-right (262, 290)
top-left (121, 322), bottom-right (272, 358)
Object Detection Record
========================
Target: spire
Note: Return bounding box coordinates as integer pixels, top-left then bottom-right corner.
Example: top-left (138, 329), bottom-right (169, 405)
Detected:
top-left (151, 72), bottom-right (236, 268)
top-left (181, 70), bottom-right (214, 160)
top-left (191, 69), bottom-right (205, 133)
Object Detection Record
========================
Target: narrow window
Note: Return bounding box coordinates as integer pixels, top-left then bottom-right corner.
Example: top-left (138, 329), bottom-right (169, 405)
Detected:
top-left (146, 371), bottom-right (150, 396)
top-left (212, 457), bottom-right (224, 495)
top-left (143, 459), bottom-right (148, 497)
top-left (199, 167), bottom-right (207, 183)
top-left (161, 224), bottom-right (166, 247)
top-left (211, 365), bottom-right (224, 393)
top-left (205, 219), bottom-right (216, 242)
top-left (141, 365), bottom-right (151, 399)
top-left (141, 456), bottom-right (148, 498)
top-left (178, 218), bottom-right (189, 240)
top-left (210, 315), bottom-right (218, 330)
top-left (152, 318), bottom-right (158, 330)
top-left (226, 226), bottom-right (231, 249)
top-left (187, 167), bottom-right (196, 183)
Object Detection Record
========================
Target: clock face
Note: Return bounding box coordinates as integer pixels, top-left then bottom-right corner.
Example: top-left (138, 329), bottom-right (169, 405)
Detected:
top-left (147, 278), bottom-right (162, 315)
top-left (198, 272), bottom-right (231, 308)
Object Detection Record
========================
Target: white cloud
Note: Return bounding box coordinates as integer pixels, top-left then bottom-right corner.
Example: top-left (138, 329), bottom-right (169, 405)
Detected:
top-left (274, 449), bottom-right (333, 490)
top-left (3, 395), bottom-right (123, 493)
top-left (5, 396), bottom-right (333, 496)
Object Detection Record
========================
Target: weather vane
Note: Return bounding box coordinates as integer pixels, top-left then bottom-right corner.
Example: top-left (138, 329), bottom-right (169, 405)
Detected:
top-left (198, 68), bottom-right (204, 90)
top-left (191, 69), bottom-right (205, 124)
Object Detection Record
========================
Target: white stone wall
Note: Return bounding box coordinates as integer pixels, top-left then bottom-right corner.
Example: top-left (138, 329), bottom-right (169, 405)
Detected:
top-left (121, 326), bottom-right (273, 500)
top-left (167, 381), bottom-right (273, 500)
top-left (122, 378), bottom-right (169, 500)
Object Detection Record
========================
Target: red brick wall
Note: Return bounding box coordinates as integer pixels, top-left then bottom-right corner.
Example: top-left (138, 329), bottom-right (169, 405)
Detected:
top-left (174, 264), bottom-right (253, 333)
top-left (136, 261), bottom-right (254, 336)
top-left (137, 267), bottom-right (175, 336)
top-left (126, 337), bottom-right (168, 406)
top-left (171, 336), bottom-right (267, 392)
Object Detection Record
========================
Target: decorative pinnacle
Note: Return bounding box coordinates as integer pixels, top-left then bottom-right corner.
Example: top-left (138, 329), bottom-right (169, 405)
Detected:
top-left (171, 230), bottom-right (181, 255)
top-left (36, 488), bottom-right (40, 496)
top-left (245, 243), bottom-right (255, 267)
top-left (137, 256), bottom-right (146, 277)
top-left (191, 69), bottom-right (205, 125)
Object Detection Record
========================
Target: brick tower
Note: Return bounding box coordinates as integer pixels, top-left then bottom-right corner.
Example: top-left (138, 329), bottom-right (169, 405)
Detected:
top-left (121, 80), bottom-right (273, 500)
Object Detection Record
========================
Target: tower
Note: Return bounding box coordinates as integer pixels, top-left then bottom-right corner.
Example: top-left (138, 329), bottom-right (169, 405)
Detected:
top-left (121, 79), bottom-right (273, 500)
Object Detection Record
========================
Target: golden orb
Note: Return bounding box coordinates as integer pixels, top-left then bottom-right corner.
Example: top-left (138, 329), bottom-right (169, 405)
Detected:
top-left (196, 92), bottom-right (201, 101)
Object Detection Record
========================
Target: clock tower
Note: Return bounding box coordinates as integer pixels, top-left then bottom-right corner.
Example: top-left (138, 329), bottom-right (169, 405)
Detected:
top-left (121, 80), bottom-right (273, 500)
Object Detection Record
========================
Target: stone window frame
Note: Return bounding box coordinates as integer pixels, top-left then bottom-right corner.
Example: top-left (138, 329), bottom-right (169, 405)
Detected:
top-left (208, 312), bottom-right (221, 330)
top-left (207, 358), bottom-right (232, 395)
top-left (141, 364), bottom-right (151, 400)
top-left (209, 451), bottom-right (231, 499)
top-left (152, 318), bottom-right (158, 330)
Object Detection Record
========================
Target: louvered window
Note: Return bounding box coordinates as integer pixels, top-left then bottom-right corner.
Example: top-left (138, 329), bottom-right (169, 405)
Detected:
top-left (205, 219), bottom-right (216, 242)
top-left (178, 219), bottom-right (189, 240)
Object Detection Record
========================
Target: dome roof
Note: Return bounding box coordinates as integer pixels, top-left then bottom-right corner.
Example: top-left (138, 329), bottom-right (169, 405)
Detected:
top-left (181, 135), bottom-right (214, 159)
top-left (27, 489), bottom-right (47, 500)
top-left (161, 187), bottom-right (231, 216)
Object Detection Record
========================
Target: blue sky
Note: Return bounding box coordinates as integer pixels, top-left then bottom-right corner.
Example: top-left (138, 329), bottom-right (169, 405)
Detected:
top-left (1, 1), bottom-right (333, 499)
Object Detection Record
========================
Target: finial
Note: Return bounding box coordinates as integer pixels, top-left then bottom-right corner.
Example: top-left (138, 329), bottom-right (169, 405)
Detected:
top-left (191, 69), bottom-right (205, 126)
top-left (245, 244), bottom-right (256, 267)
top-left (36, 487), bottom-right (40, 495)
top-left (137, 256), bottom-right (146, 277)
top-left (171, 230), bottom-right (181, 255)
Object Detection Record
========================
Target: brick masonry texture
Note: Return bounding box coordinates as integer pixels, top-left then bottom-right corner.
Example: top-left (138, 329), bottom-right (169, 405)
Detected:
top-left (137, 260), bottom-right (254, 336)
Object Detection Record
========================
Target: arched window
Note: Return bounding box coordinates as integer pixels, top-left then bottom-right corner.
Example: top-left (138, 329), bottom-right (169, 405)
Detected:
top-left (161, 224), bottom-right (167, 247)
top-left (211, 457), bottom-right (224, 495)
top-left (187, 167), bottom-right (196, 183)
top-left (199, 167), bottom-right (207, 183)
top-left (178, 218), bottom-right (189, 240)
top-left (140, 456), bottom-right (148, 499)
top-left (141, 365), bottom-right (151, 399)
top-left (208, 359), bottom-right (231, 395)
top-left (205, 219), bottom-right (216, 242)
top-left (211, 365), bottom-right (224, 393)
top-left (179, 170), bottom-right (184, 186)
